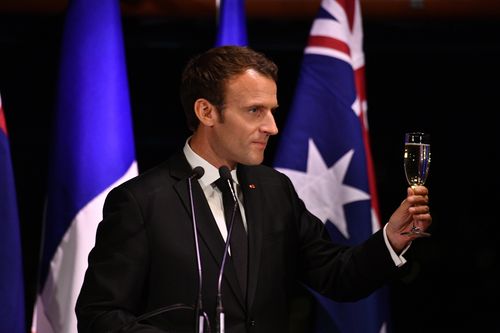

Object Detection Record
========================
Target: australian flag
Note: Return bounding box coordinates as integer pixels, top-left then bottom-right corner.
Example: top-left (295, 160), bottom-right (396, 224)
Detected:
top-left (31, 0), bottom-right (138, 332)
top-left (273, 0), bottom-right (390, 332)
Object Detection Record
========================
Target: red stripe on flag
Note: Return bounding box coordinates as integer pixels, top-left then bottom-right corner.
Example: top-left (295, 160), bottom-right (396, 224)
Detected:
top-left (0, 107), bottom-right (8, 136)
top-left (335, 0), bottom-right (356, 31)
top-left (354, 66), bottom-right (381, 226)
top-left (308, 35), bottom-right (351, 57)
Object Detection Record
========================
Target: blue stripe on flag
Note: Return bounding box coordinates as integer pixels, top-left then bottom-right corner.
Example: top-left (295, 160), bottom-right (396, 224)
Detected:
top-left (0, 107), bottom-right (26, 333)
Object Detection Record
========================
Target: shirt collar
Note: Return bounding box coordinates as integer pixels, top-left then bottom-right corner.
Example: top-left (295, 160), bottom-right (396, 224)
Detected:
top-left (183, 137), bottom-right (239, 188)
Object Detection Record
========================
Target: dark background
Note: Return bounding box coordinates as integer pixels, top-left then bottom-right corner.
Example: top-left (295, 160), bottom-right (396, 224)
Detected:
top-left (1, 1), bottom-right (499, 332)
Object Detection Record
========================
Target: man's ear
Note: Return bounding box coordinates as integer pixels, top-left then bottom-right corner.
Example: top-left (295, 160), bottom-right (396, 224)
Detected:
top-left (194, 98), bottom-right (218, 127)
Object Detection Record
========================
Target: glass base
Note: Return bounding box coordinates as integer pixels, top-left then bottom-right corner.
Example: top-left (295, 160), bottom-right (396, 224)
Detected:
top-left (401, 227), bottom-right (431, 237)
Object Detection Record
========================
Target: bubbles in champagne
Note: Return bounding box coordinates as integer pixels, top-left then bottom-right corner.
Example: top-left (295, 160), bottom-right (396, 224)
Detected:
top-left (404, 143), bottom-right (431, 186)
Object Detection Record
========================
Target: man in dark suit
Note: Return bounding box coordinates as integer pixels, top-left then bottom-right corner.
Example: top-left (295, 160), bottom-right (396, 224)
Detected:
top-left (75, 46), bottom-right (431, 333)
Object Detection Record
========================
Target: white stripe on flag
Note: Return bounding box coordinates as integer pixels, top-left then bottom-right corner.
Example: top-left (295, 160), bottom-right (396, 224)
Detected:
top-left (322, 0), bottom-right (348, 27)
top-left (305, 46), bottom-right (352, 65)
top-left (32, 161), bottom-right (138, 333)
top-left (371, 208), bottom-right (381, 234)
top-left (310, 18), bottom-right (348, 44)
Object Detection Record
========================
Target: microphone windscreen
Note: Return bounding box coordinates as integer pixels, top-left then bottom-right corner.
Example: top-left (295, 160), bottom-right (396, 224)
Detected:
top-left (190, 166), bottom-right (205, 180)
top-left (218, 165), bottom-right (232, 181)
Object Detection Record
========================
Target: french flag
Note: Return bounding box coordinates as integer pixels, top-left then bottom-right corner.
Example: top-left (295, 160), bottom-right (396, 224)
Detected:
top-left (31, 0), bottom-right (138, 332)
top-left (0, 93), bottom-right (26, 333)
top-left (274, 0), bottom-right (390, 332)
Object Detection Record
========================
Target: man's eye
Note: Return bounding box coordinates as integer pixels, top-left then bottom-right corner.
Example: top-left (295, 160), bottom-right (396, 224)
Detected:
top-left (249, 108), bottom-right (258, 113)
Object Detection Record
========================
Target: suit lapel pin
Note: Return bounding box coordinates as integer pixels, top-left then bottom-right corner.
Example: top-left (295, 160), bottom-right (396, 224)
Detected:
top-left (248, 184), bottom-right (256, 189)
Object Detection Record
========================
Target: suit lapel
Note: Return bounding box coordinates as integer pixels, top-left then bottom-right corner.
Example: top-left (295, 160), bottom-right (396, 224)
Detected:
top-left (237, 166), bottom-right (264, 310)
top-left (170, 153), bottom-right (246, 309)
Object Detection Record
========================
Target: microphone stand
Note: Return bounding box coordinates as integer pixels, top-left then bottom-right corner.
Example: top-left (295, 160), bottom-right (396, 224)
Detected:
top-left (215, 166), bottom-right (239, 333)
top-left (188, 167), bottom-right (205, 333)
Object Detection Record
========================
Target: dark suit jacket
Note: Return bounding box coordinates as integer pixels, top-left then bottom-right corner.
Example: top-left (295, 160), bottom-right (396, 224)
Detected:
top-left (76, 152), bottom-right (398, 333)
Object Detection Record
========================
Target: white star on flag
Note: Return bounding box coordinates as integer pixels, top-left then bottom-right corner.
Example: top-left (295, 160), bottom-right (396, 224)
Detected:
top-left (276, 139), bottom-right (370, 239)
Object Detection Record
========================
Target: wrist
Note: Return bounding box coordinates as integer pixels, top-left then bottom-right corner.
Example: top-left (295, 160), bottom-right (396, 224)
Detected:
top-left (385, 224), bottom-right (410, 254)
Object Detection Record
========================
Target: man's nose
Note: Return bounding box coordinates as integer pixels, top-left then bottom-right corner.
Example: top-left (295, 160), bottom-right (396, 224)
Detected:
top-left (262, 111), bottom-right (278, 136)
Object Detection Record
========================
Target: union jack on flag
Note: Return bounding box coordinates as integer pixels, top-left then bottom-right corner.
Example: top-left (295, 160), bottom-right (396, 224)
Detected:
top-left (274, 0), bottom-right (390, 332)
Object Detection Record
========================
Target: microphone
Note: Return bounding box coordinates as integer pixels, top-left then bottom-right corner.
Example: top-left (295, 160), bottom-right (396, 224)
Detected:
top-left (188, 166), bottom-right (206, 333)
top-left (190, 166), bottom-right (205, 181)
top-left (218, 166), bottom-right (238, 202)
top-left (215, 166), bottom-right (239, 333)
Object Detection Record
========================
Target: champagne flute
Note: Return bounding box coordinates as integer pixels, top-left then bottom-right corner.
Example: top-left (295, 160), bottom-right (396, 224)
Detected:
top-left (401, 132), bottom-right (431, 237)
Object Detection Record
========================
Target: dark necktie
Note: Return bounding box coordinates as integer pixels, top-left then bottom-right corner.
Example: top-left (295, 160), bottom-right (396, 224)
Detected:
top-left (214, 177), bottom-right (248, 297)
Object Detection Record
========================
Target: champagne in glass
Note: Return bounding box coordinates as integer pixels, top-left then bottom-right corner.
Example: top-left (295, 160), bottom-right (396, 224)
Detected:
top-left (401, 132), bottom-right (431, 237)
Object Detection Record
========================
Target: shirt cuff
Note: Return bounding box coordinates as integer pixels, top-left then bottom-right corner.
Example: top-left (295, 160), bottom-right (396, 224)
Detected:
top-left (383, 223), bottom-right (410, 267)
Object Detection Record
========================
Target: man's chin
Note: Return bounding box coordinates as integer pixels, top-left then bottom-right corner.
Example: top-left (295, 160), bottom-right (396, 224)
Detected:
top-left (240, 155), bottom-right (264, 166)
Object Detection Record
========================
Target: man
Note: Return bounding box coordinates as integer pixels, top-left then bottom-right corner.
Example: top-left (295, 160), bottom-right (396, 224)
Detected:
top-left (76, 46), bottom-right (431, 333)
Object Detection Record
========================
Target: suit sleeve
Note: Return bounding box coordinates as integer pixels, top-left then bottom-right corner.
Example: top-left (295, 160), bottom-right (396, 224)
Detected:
top-left (75, 186), bottom-right (167, 333)
top-left (281, 173), bottom-right (399, 302)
